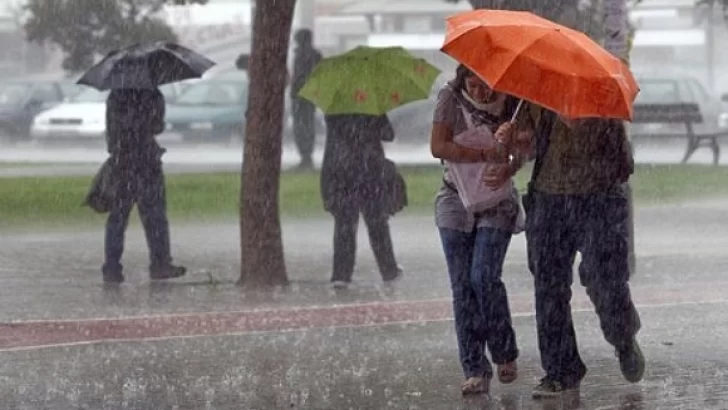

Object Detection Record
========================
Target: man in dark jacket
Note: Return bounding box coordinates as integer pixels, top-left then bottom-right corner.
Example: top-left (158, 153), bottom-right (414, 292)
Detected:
top-left (321, 114), bottom-right (404, 289)
top-left (290, 29), bottom-right (322, 169)
top-left (520, 109), bottom-right (645, 398)
top-left (103, 88), bottom-right (186, 284)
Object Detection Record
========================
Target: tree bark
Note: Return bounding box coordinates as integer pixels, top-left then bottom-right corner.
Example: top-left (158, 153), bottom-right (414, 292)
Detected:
top-left (238, 0), bottom-right (296, 288)
top-left (602, 0), bottom-right (629, 61)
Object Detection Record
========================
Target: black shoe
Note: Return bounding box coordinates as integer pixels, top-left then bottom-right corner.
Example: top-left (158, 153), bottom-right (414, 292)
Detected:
top-left (532, 377), bottom-right (580, 399)
top-left (331, 280), bottom-right (350, 290)
top-left (383, 266), bottom-right (404, 285)
top-left (103, 271), bottom-right (125, 284)
top-left (150, 264), bottom-right (187, 280)
top-left (102, 264), bottom-right (125, 284)
top-left (617, 338), bottom-right (646, 383)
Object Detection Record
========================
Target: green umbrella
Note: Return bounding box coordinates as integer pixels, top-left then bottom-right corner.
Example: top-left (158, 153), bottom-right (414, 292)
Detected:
top-left (298, 46), bottom-right (440, 115)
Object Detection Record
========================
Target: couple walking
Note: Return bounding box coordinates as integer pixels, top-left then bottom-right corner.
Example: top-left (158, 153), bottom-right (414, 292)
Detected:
top-left (430, 65), bottom-right (645, 398)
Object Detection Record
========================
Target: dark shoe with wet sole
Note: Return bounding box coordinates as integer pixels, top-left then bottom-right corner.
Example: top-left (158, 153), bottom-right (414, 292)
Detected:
top-left (150, 264), bottom-right (187, 280)
top-left (532, 377), bottom-right (580, 398)
top-left (103, 271), bottom-right (125, 284)
top-left (383, 265), bottom-right (404, 286)
top-left (617, 338), bottom-right (646, 383)
top-left (102, 264), bottom-right (124, 284)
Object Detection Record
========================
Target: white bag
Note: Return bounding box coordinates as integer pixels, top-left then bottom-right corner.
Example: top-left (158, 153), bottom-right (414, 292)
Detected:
top-left (447, 107), bottom-right (514, 213)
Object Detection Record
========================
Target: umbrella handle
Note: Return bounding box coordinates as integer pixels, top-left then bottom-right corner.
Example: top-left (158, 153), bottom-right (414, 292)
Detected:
top-left (509, 99), bottom-right (524, 124)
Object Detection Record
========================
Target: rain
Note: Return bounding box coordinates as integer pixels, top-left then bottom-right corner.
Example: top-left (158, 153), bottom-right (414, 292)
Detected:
top-left (0, 0), bottom-right (727, 409)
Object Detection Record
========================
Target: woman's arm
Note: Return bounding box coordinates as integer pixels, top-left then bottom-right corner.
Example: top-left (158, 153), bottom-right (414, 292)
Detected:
top-left (430, 122), bottom-right (506, 162)
top-left (430, 86), bottom-right (506, 163)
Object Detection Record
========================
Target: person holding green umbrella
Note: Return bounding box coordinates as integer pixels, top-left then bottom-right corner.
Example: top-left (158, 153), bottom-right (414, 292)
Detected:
top-left (299, 46), bottom-right (440, 289)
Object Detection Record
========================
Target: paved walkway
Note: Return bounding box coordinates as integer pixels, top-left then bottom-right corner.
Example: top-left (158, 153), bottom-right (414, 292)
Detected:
top-left (2, 202), bottom-right (728, 408)
top-left (2, 300), bottom-right (726, 409)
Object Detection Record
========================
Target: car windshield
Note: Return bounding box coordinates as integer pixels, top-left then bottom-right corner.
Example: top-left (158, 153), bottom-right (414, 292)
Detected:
top-left (0, 83), bottom-right (31, 105)
top-left (59, 83), bottom-right (84, 99)
top-left (72, 88), bottom-right (109, 103)
top-left (175, 82), bottom-right (246, 105)
top-left (635, 80), bottom-right (681, 104)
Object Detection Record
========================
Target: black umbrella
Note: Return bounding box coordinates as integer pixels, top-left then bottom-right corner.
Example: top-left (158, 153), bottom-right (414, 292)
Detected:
top-left (77, 42), bottom-right (216, 91)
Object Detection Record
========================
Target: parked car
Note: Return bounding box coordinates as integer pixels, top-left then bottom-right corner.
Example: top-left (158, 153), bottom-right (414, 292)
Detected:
top-left (630, 74), bottom-right (728, 139)
top-left (165, 71), bottom-right (315, 144)
top-left (211, 68), bottom-right (325, 137)
top-left (164, 76), bottom-right (249, 143)
top-left (31, 84), bottom-right (182, 143)
top-left (0, 80), bottom-right (69, 142)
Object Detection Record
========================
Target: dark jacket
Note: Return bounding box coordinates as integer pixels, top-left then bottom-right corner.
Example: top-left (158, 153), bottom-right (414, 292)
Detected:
top-left (85, 89), bottom-right (168, 212)
top-left (291, 45), bottom-right (322, 98)
top-left (105, 88), bottom-right (166, 169)
top-left (321, 114), bottom-right (406, 216)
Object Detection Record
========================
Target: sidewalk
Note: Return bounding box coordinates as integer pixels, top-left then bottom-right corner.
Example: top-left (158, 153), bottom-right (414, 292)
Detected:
top-left (2, 203), bottom-right (728, 408)
top-left (3, 201), bottom-right (728, 320)
top-left (2, 299), bottom-right (726, 409)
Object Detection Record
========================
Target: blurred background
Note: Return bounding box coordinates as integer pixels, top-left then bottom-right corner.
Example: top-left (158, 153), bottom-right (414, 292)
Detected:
top-left (1, 0), bottom-right (728, 169)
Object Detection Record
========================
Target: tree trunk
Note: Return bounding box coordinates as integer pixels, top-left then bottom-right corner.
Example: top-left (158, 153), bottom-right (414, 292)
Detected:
top-left (602, 0), bottom-right (629, 61)
top-left (238, 0), bottom-right (296, 288)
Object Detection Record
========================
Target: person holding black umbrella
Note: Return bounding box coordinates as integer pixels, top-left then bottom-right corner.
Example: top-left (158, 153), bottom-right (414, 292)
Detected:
top-left (101, 88), bottom-right (187, 283)
top-left (77, 42), bottom-right (215, 283)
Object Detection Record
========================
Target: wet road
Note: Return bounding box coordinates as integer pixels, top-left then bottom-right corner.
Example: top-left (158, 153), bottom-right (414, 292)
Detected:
top-left (1, 201), bottom-right (728, 408)
top-left (1, 301), bottom-right (726, 409)
top-left (1, 200), bottom-right (727, 321)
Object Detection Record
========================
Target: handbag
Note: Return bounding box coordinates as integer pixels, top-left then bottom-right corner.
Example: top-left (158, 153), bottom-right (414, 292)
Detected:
top-left (83, 157), bottom-right (114, 214)
top-left (447, 106), bottom-right (514, 213)
top-left (383, 159), bottom-right (407, 216)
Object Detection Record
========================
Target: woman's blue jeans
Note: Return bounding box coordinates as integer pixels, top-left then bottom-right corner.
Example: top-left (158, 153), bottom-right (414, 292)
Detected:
top-left (439, 226), bottom-right (519, 379)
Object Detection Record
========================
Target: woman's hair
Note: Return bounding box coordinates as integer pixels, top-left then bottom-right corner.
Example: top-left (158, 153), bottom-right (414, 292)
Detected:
top-left (451, 64), bottom-right (475, 92)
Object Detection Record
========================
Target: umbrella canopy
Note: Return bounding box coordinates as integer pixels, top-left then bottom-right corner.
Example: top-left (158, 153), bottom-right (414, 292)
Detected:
top-left (298, 46), bottom-right (440, 116)
top-left (441, 10), bottom-right (639, 121)
top-left (78, 42), bottom-right (216, 91)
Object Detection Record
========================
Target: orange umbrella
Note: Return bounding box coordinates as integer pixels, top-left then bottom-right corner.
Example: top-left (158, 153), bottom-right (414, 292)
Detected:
top-left (441, 10), bottom-right (639, 121)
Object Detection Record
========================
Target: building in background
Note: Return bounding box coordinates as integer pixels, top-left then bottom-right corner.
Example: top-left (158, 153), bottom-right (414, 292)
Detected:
top-left (629, 0), bottom-right (728, 91)
top-left (332, 0), bottom-right (468, 72)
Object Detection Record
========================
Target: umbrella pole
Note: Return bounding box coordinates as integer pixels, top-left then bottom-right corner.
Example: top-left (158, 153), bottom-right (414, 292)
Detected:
top-left (509, 99), bottom-right (524, 124)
